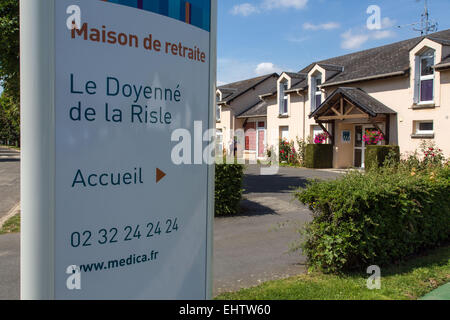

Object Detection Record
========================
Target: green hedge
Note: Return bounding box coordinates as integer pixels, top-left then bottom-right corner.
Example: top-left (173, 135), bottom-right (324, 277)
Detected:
top-left (215, 163), bottom-right (244, 216)
top-left (365, 145), bottom-right (400, 170)
top-left (305, 144), bottom-right (333, 168)
top-left (295, 167), bottom-right (450, 273)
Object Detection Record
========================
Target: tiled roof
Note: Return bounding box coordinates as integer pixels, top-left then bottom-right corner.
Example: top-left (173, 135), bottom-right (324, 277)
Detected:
top-left (260, 29), bottom-right (450, 97)
top-left (301, 29), bottom-right (450, 87)
top-left (217, 73), bottom-right (278, 104)
top-left (434, 54), bottom-right (450, 70)
top-left (237, 100), bottom-right (268, 118)
top-left (282, 72), bottom-right (307, 80)
top-left (310, 87), bottom-right (397, 118)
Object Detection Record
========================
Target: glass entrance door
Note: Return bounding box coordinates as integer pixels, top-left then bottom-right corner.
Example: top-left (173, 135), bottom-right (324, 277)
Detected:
top-left (257, 121), bottom-right (266, 158)
top-left (354, 126), bottom-right (363, 168)
top-left (354, 125), bottom-right (381, 168)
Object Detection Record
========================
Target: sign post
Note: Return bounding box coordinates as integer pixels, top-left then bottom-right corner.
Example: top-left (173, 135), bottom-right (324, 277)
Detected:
top-left (20, 0), bottom-right (216, 299)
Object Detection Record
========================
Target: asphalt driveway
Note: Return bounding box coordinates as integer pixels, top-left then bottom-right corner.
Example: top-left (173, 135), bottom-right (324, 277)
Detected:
top-left (0, 147), bottom-right (20, 221)
top-left (213, 165), bottom-right (341, 296)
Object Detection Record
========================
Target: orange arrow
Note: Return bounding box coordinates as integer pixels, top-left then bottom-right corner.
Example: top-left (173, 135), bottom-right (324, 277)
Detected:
top-left (156, 168), bottom-right (166, 183)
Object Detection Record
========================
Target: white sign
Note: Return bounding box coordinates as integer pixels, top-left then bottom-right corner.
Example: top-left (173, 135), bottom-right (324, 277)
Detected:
top-left (21, 0), bottom-right (216, 300)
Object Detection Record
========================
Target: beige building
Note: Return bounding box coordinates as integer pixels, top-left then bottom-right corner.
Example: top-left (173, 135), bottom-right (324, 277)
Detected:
top-left (217, 29), bottom-right (450, 168)
top-left (216, 73), bottom-right (278, 159)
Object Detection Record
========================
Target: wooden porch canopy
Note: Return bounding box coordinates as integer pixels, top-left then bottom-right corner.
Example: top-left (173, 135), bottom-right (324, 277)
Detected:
top-left (309, 87), bottom-right (396, 143)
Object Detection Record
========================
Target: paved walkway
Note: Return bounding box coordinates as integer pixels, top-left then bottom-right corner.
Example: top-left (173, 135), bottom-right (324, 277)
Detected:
top-left (0, 147), bottom-right (20, 222)
top-left (421, 282), bottom-right (450, 300)
top-left (0, 233), bottom-right (20, 300)
top-left (213, 165), bottom-right (341, 296)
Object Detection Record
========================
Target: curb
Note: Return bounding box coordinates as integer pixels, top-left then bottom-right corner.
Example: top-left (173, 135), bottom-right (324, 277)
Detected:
top-left (0, 203), bottom-right (20, 230)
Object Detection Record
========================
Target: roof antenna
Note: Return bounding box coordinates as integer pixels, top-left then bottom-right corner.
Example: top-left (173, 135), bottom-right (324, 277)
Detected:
top-left (397, 0), bottom-right (438, 35)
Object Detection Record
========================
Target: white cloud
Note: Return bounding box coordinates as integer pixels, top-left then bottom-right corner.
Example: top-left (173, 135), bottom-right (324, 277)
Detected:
top-left (217, 58), bottom-right (287, 84)
top-left (341, 16), bottom-right (396, 50)
top-left (255, 62), bottom-right (283, 75)
top-left (303, 22), bottom-right (340, 31)
top-left (230, 3), bottom-right (260, 16)
top-left (231, 0), bottom-right (308, 16)
top-left (372, 30), bottom-right (395, 40)
top-left (341, 30), bottom-right (370, 50)
top-left (262, 0), bottom-right (308, 10)
top-left (217, 58), bottom-right (260, 84)
top-left (381, 17), bottom-right (396, 29)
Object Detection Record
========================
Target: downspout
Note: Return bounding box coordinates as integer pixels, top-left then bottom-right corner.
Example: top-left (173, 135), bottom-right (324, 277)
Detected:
top-left (295, 90), bottom-right (305, 140)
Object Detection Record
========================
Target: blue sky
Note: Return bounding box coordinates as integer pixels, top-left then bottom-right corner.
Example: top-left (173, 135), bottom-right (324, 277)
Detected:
top-left (1, 0), bottom-right (449, 94)
top-left (217, 0), bottom-right (450, 85)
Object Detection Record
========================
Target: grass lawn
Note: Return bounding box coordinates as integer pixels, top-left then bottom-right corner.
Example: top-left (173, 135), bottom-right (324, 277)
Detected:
top-left (0, 213), bottom-right (20, 234)
top-left (216, 245), bottom-right (450, 300)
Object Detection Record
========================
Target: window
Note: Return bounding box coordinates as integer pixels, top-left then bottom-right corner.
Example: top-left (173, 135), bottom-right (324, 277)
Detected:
top-left (312, 125), bottom-right (324, 142)
top-left (415, 50), bottom-right (435, 103)
top-left (279, 81), bottom-right (288, 115)
top-left (311, 73), bottom-right (322, 111)
top-left (280, 126), bottom-right (289, 141)
top-left (315, 78), bottom-right (322, 108)
top-left (216, 104), bottom-right (220, 121)
top-left (216, 129), bottom-right (223, 155)
top-left (415, 121), bottom-right (434, 135)
top-left (216, 94), bottom-right (221, 121)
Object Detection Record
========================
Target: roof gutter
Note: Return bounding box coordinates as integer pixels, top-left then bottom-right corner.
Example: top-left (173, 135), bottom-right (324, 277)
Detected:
top-left (227, 73), bottom-right (278, 104)
top-left (285, 88), bottom-right (306, 94)
top-left (320, 70), bottom-right (408, 88)
top-left (236, 114), bottom-right (267, 119)
top-left (434, 62), bottom-right (450, 71)
top-left (259, 92), bottom-right (276, 99)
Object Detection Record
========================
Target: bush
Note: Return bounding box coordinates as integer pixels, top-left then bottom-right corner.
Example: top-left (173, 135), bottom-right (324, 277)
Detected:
top-left (279, 139), bottom-right (297, 164)
top-left (296, 137), bottom-right (307, 166)
top-left (295, 165), bottom-right (450, 273)
top-left (402, 140), bottom-right (446, 171)
top-left (0, 93), bottom-right (20, 146)
top-left (365, 145), bottom-right (400, 170)
top-left (215, 163), bottom-right (244, 216)
top-left (305, 144), bottom-right (333, 168)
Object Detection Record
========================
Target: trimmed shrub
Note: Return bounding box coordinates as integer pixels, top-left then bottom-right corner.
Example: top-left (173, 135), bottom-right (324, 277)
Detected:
top-left (295, 166), bottom-right (450, 273)
top-left (365, 145), bottom-right (400, 170)
top-left (305, 144), bottom-right (333, 168)
top-left (215, 163), bottom-right (244, 216)
top-left (279, 139), bottom-right (298, 164)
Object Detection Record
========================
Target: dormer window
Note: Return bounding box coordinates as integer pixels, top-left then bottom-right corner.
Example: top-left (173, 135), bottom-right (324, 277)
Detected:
top-left (415, 49), bottom-right (435, 104)
top-left (315, 77), bottom-right (322, 108)
top-left (279, 81), bottom-right (288, 115)
top-left (311, 73), bottom-right (323, 111)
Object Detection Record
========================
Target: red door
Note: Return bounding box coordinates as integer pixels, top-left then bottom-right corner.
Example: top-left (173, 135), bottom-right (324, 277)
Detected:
top-left (245, 123), bottom-right (256, 151)
top-left (258, 129), bottom-right (265, 157)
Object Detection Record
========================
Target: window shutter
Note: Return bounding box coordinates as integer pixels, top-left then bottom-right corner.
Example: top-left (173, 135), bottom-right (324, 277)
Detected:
top-left (414, 56), bottom-right (420, 104)
top-left (310, 77), bottom-right (315, 112)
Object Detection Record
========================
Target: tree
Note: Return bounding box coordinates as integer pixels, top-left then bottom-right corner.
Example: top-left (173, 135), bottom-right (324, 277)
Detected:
top-left (0, 92), bottom-right (19, 145)
top-left (0, 0), bottom-right (20, 102)
top-left (0, 0), bottom-right (20, 145)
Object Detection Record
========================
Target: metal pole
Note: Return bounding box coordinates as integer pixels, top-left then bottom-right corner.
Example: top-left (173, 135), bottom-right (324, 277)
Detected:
top-left (20, 0), bottom-right (55, 300)
top-left (205, 0), bottom-right (217, 300)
